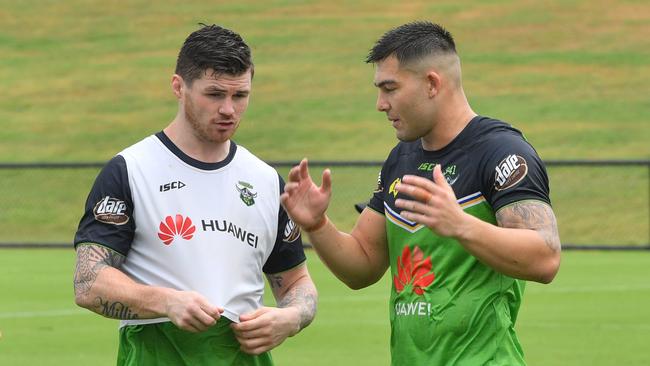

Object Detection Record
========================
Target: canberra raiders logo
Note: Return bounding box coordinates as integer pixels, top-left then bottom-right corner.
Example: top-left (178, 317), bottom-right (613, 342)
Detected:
top-left (236, 181), bottom-right (258, 206)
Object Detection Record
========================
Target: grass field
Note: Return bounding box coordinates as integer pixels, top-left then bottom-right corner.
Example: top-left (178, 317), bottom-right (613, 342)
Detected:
top-left (1, 0), bottom-right (649, 245)
top-left (2, 164), bottom-right (649, 245)
top-left (1, 0), bottom-right (648, 162)
top-left (0, 250), bottom-right (649, 366)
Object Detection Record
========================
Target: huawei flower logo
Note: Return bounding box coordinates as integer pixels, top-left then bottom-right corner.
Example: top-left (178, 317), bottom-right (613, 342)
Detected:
top-left (394, 246), bottom-right (435, 295)
top-left (158, 214), bottom-right (196, 245)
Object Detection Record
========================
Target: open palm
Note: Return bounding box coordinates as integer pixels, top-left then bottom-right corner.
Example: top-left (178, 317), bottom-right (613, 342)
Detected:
top-left (280, 159), bottom-right (332, 229)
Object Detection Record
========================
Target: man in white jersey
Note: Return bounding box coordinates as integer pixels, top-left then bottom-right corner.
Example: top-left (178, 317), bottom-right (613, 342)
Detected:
top-left (73, 24), bottom-right (317, 365)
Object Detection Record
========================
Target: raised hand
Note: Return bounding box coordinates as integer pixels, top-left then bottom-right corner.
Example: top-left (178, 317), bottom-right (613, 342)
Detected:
top-left (280, 158), bottom-right (332, 231)
top-left (394, 164), bottom-right (468, 238)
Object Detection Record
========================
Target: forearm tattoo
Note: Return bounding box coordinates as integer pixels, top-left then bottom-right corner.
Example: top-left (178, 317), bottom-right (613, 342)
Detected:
top-left (496, 200), bottom-right (561, 252)
top-left (74, 244), bottom-right (140, 319)
top-left (96, 297), bottom-right (139, 319)
top-left (275, 277), bottom-right (317, 331)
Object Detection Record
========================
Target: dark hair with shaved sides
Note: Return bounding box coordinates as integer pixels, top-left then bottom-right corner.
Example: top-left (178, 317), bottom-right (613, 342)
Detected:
top-left (366, 21), bottom-right (457, 65)
top-left (175, 23), bottom-right (254, 86)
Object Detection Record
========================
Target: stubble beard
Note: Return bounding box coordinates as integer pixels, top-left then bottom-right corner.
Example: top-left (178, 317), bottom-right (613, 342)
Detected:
top-left (184, 95), bottom-right (232, 144)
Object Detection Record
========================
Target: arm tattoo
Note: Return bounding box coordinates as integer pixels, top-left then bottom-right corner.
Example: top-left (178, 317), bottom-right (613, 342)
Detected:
top-left (273, 274), bottom-right (317, 331)
top-left (74, 245), bottom-right (140, 319)
top-left (268, 274), bottom-right (283, 289)
top-left (74, 244), bottom-right (125, 296)
top-left (96, 297), bottom-right (139, 319)
top-left (496, 200), bottom-right (561, 252)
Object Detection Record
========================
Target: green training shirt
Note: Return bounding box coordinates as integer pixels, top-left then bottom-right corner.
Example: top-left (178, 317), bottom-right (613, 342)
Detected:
top-left (367, 116), bottom-right (551, 365)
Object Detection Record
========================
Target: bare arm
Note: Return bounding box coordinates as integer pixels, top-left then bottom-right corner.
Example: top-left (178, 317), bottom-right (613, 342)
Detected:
top-left (269, 264), bottom-right (318, 333)
top-left (305, 209), bottom-right (389, 289)
top-left (395, 165), bottom-right (561, 284)
top-left (457, 200), bottom-right (561, 283)
top-left (496, 200), bottom-right (561, 253)
top-left (280, 159), bottom-right (390, 289)
top-left (74, 243), bottom-right (223, 332)
top-left (231, 264), bottom-right (318, 355)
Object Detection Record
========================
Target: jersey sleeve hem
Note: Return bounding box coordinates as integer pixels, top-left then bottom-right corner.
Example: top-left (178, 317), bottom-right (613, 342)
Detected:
top-left (494, 197), bottom-right (552, 213)
top-left (366, 203), bottom-right (385, 216)
top-left (73, 241), bottom-right (128, 257)
top-left (263, 258), bottom-right (307, 275)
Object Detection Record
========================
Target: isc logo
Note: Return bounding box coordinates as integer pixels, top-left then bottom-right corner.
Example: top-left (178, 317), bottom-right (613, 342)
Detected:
top-left (160, 181), bottom-right (186, 192)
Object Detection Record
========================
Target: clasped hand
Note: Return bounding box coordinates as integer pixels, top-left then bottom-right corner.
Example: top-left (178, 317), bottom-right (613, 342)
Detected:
top-left (394, 164), bottom-right (469, 238)
top-left (166, 290), bottom-right (224, 333)
top-left (231, 306), bottom-right (300, 355)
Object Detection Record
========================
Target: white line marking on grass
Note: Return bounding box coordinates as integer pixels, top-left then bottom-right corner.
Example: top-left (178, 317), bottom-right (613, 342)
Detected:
top-left (0, 309), bottom-right (90, 319)
top-left (528, 283), bottom-right (650, 294)
top-left (522, 321), bottom-right (650, 331)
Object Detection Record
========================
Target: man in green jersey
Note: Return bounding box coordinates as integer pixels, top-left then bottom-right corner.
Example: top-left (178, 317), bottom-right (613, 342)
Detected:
top-left (281, 21), bottom-right (561, 365)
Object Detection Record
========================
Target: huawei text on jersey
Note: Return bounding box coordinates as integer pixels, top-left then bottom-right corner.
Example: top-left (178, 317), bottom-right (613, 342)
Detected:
top-left (156, 215), bottom-right (261, 248)
top-left (202, 219), bottom-right (259, 248)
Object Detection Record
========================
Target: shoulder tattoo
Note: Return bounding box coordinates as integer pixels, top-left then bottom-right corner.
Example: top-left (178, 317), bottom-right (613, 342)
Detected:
top-left (496, 201), bottom-right (561, 252)
top-left (268, 274), bottom-right (284, 289)
top-left (74, 244), bottom-right (125, 296)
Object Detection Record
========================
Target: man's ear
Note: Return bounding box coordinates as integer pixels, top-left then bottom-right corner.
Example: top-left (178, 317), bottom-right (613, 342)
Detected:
top-left (426, 70), bottom-right (441, 98)
top-left (171, 74), bottom-right (184, 99)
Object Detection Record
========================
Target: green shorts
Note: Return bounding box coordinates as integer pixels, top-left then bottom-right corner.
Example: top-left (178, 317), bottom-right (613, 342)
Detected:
top-left (117, 318), bottom-right (274, 366)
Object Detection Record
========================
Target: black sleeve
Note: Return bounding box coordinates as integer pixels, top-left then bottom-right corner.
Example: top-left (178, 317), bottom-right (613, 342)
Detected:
top-left (263, 175), bottom-right (307, 274)
top-left (481, 134), bottom-right (551, 212)
top-left (367, 169), bottom-right (386, 214)
top-left (73, 155), bottom-right (135, 256)
top-left (367, 153), bottom-right (393, 215)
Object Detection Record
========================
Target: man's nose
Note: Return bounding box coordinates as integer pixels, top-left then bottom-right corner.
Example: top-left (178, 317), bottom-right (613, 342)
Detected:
top-left (376, 95), bottom-right (389, 112)
top-left (219, 98), bottom-right (235, 116)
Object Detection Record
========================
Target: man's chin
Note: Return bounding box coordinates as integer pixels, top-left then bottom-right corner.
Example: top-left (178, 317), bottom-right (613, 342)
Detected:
top-left (395, 133), bottom-right (418, 143)
top-left (206, 128), bottom-right (237, 144)
top-left (194, 130), bottom-right (235, 145)
top-left (209, 134), bottom-right (234, 144)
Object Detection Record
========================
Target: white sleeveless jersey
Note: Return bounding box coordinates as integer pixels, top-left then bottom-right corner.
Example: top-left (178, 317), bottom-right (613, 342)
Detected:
top-left (74, 133), bottom-right (305, 327)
